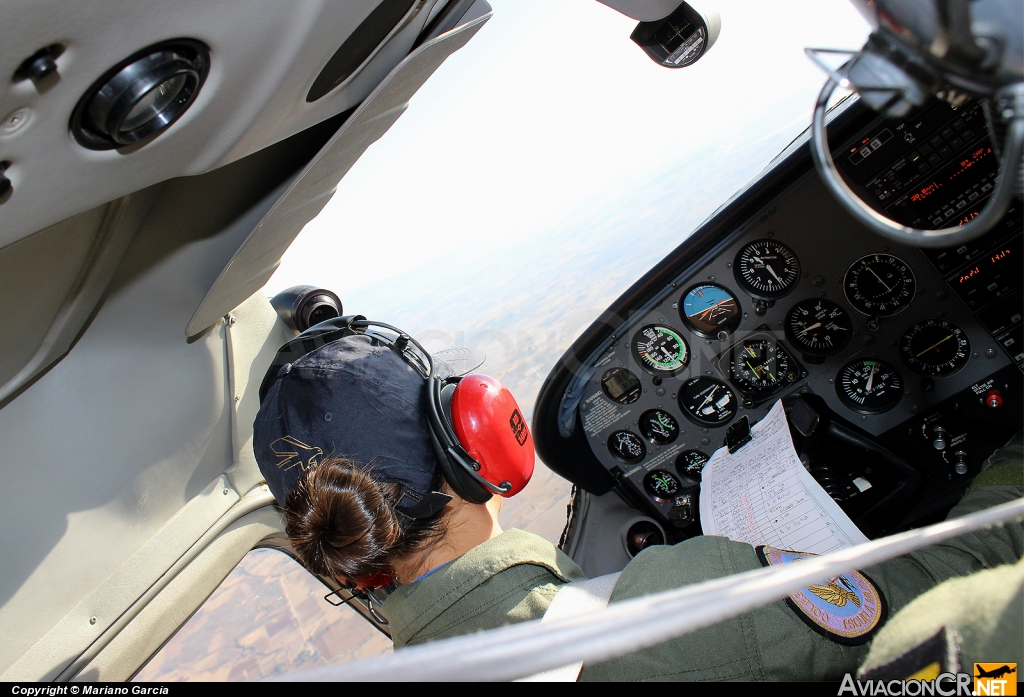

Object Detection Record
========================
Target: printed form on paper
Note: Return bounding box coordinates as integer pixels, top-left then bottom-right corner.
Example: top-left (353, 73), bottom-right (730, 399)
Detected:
top-left (699, 400), bottom-right (869, 553)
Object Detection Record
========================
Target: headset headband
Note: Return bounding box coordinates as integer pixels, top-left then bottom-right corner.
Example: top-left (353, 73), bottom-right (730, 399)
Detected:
top-left (258, 315), bottom-right (512, 503)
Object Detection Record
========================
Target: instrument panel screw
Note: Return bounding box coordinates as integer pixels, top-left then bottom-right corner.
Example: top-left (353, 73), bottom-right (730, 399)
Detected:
top-left (985, 348), bottom-right (997, 358)
top-left (708, 276), bottom-right (716, 282)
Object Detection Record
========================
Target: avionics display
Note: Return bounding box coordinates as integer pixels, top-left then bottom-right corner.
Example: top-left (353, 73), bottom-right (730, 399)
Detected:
top-left (839, 100), bottom-right (994, 230)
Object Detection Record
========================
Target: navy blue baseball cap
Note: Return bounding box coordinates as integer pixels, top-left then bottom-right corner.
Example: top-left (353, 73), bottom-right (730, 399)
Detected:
top-left (253, 333), bottom-right (480, 519)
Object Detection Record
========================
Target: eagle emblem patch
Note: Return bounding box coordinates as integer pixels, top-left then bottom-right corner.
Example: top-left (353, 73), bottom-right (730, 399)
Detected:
top-left (757, 545), bottom-right (887, 645)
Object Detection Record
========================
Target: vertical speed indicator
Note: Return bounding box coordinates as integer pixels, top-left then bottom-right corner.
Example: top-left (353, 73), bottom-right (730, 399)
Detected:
top-left (785, 298), bottom-right (852, 358)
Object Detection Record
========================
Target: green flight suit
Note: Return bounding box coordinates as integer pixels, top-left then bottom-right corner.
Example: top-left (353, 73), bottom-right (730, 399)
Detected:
top-left (857, 439), bottom-right (1024, 680)
top-left (382, 433), bottom-right (1023, 681)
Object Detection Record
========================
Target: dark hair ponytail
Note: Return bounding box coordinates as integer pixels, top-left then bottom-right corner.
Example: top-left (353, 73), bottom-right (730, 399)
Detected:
top-left (283, 457), bottom-right (447, 582)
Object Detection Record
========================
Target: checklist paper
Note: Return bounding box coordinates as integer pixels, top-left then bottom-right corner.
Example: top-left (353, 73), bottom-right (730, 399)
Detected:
top-left (699, 400), bottom-right (869, 553)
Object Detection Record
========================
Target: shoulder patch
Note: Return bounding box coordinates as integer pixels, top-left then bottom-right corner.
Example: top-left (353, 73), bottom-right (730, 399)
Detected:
top-left (757, 545), bottom-right (887, 645)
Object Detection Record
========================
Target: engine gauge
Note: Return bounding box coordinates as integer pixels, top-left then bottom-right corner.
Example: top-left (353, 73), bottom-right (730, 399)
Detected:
top-left (727, 337), bottom-right (799, 395)
top-left (631, 325), bottom-right (689, 376)
top-left (644, 469), bottom-right (682, 503)
top-left (734, 239), bottom-right (801, 299)
top-left (844, 254), bottom-right (917, 316)
top-left (898, 319), bottom-right (971, 377)
top-left (836, 358), bottom-right (904, 414)
top-left (608, 430), bottom-right (646, 463)
top-left (679, 376), bottom-right (737, 427)
top-left (601, 367), bottom-right (641, 405)
top-left (639, 409), bottom-right (680, 444)
top-left (785, 298), bottom-right (852, 358)
top-left (675, 449), bottom-right (709, 480)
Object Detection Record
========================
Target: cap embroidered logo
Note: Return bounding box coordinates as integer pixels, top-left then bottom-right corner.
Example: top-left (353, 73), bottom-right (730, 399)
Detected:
top-left (271, 435), bottom-right (323, 472)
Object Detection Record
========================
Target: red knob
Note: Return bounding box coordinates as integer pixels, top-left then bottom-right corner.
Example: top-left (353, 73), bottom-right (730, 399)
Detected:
top-left (985, 390), bottom-right (1003, 409)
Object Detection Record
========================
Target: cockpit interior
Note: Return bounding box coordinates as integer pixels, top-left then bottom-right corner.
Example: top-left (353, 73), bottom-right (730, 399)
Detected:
top-left (0, 0), bottom-right (1021, 682)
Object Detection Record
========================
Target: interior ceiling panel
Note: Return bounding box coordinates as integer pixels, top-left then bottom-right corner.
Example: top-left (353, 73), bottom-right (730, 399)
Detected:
top-left (0, 0), bottom-right (443, 250)
top-left (186, 11), bottom-right (492, 337)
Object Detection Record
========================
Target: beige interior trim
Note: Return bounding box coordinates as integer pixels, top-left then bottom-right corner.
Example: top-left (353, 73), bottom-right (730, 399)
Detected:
top-left (75, 505), bottom-right (287, 682)
top-left (0, 476), bottom-right (241, 682)
top-left (54, 487), bottom-right (277, 681)
top-left (185, 10), bottom-right (492, 337)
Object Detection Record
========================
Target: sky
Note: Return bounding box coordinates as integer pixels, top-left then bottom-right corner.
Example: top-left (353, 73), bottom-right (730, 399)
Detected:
top-left (265, 0), bottom-right (871, 302)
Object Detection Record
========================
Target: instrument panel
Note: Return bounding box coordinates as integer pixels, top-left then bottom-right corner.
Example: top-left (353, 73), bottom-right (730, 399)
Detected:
top-left (571, 99), bottom-right (1022, 529)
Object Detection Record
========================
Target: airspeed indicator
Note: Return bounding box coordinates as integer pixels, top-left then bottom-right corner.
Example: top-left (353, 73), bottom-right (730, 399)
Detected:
top-left (632, 325), bottom-right (689, 376)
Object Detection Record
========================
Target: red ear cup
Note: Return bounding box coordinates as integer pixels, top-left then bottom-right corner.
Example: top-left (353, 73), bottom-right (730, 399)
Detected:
top-left (449, 374), bottom-right (534, 497)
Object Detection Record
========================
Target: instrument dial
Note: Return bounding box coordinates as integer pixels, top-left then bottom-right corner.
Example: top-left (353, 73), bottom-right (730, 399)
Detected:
top-left (631, 325), bottom-right (689, 376)
top-left (676, 450), bottom-right (709, 480)
top-left (608, 430), bottom-right (646, 463)
top-left (680, 284), bottom-right (742, 338)
top-left (679, 376), bottom-right (737, 427)
top-left (785, 298), bottom-right (852, 357)
top-left (837, 359), bottom-right (904, 414)
top-left (644, 469), bottom-right (682, 502)
top-left (727, 338), bottom-right (798, 395)
top-left (734, 239), bottom-right (801, 299)
top-left (844, 254), bottom-right (917, 316)
top-left (601, 367), bottom-right (641, 405)
top-left (898, 319), bottom-right (971, 377)
top-left (639, 409), bottom-right (680, 445)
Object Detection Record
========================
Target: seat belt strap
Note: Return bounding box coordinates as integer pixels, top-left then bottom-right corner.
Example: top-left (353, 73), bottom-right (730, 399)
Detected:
top-left (517, 572), bottom-right (621, 682)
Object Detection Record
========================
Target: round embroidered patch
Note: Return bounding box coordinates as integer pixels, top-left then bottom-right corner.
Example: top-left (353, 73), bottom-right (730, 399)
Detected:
top-left (757, 545), bottom-right (887, 645)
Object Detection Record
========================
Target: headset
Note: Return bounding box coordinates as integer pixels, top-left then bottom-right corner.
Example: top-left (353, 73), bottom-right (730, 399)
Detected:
top-left (258, 314), bottom-right (535, 505)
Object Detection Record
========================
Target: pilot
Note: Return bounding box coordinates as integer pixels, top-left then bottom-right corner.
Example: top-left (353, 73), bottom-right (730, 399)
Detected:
top-left (253, 328), bottom-right (1023, 681)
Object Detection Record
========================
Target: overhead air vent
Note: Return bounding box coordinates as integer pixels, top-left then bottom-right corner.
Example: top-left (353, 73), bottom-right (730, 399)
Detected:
top-left (306, 0), bottom-right (417, 102)
top-left (70, 39), bottom-right (210, 150)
